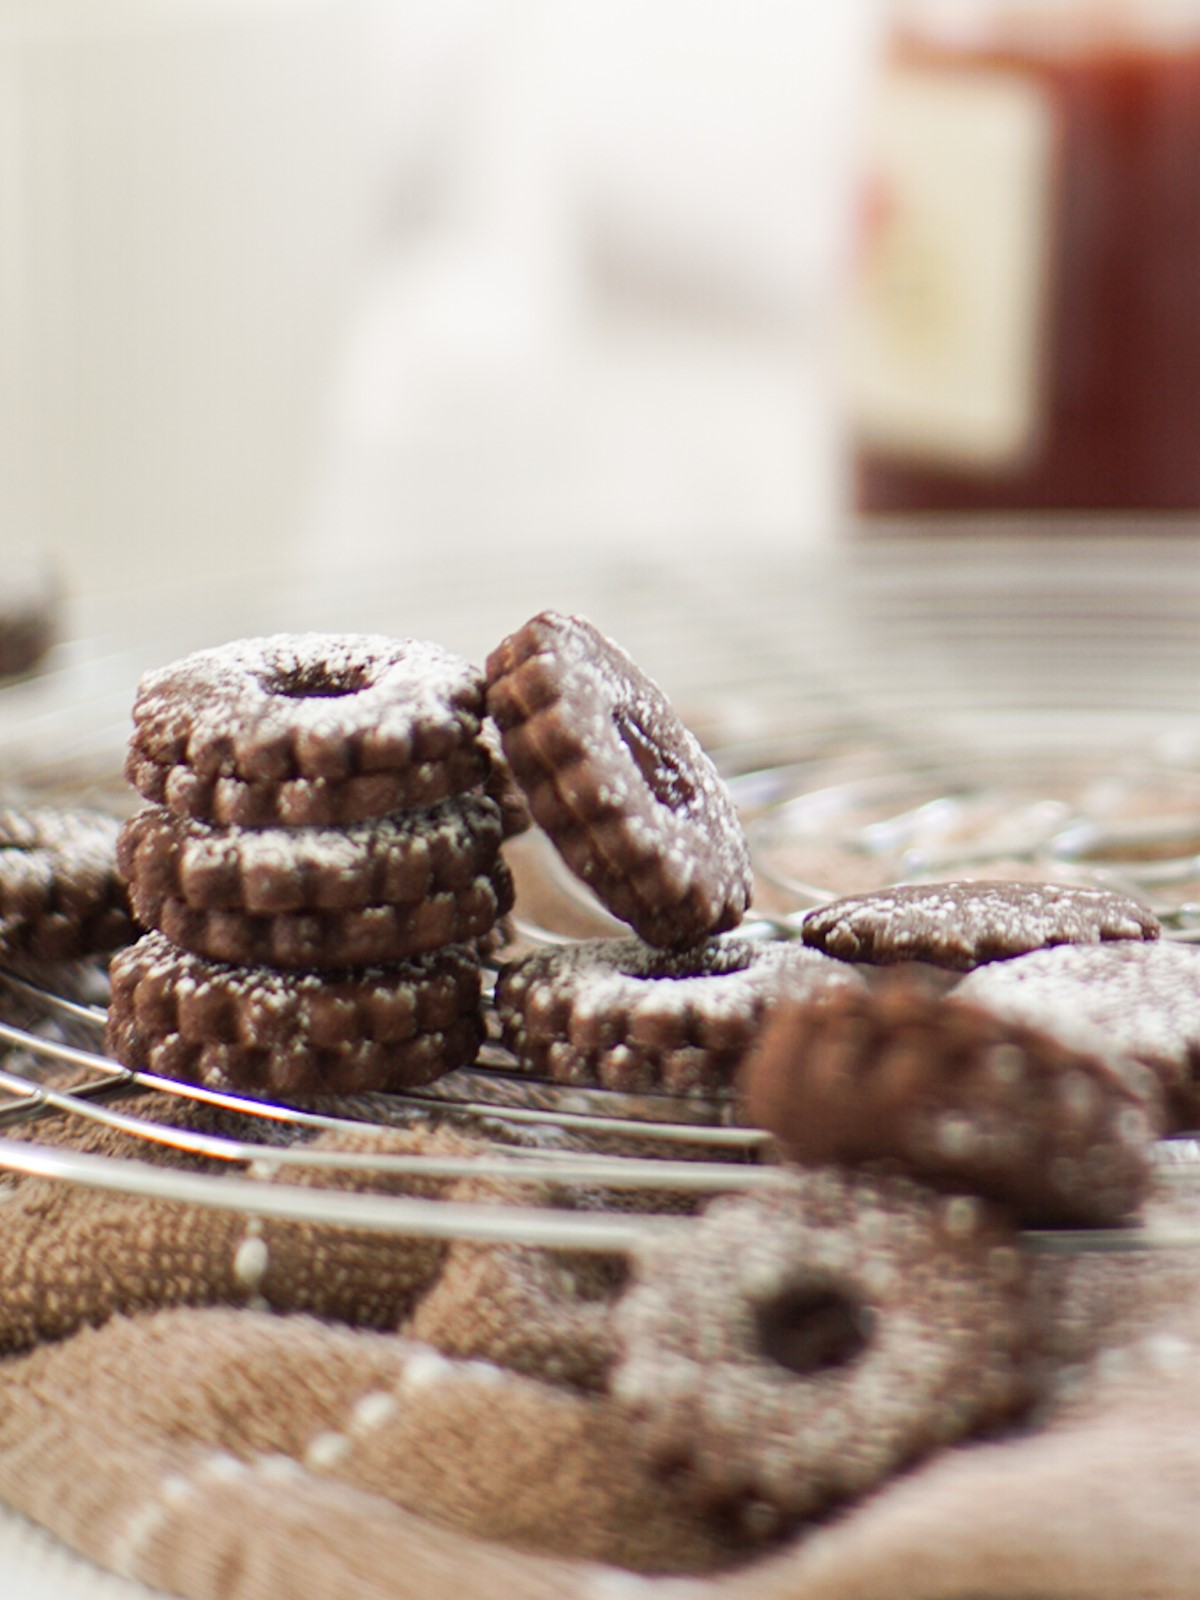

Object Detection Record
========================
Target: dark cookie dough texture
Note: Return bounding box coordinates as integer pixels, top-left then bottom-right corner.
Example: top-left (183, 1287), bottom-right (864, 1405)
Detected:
top-left (107, 930), bottom-right (483, 1097)
top-left (737, 880), bottom-right (1166, 1225)
top-left (740, 969), bottom-right (1158, 1227)
top-left (496, 937), bottom-right (862, 1096)
top-left (486, 611), bottom-right (752, 950)
top-left (0, 807), bottom-right (133, 964)
top-left (613, 1169), bottom-right (1035, 1531)
top-left (800, 880), bottom-right (1160, 972)
top-left (117, 797), bottom-right (512, 969)
top-left (124, 633), bottom-right (491, 827)
top-left (483, 609), bottom-right (790, 1095)
top-left (958, 939), bottom-right (1200, 1134)
top-left (110, 633), bottom-right (515, 1094)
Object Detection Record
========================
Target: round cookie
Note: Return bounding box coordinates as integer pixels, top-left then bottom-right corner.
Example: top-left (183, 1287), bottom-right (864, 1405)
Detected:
top-left (118, 795), bottom-right (513, 967)
top-left (126, 633), bottom-right (489, 828)
top-left (119, 795), bottom-right (507, 915)
top-left (0, 806), bottom-right (133, 963)
top-left (612, 1169), bottom-right (1035, 1530)
top-left (106, 930), bottom-right (484, 1095)
top-left (739, 969), bottom-right (1158, 1226)
top-left (495, 937), bottom-right (861, 1097)
top-left (485, 612), bottom-right (752, 949)
top-left (141, 861), bottom-right (512, 971)
top-left (956, 939), bottom-right (1200, 1134)
top-left (800, 879), bottom-right (1160, 972)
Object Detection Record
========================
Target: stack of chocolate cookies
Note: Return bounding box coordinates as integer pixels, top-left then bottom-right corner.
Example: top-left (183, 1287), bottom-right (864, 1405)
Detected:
top-left (106, 634), bottom-right (515, 1097)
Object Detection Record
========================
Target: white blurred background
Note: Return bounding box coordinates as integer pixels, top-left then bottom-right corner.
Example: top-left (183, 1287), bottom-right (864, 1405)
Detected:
top-left (0, 0), bottom-right (884, 600)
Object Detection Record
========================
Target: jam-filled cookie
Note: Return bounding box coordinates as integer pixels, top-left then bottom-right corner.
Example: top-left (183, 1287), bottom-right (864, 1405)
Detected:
top-left (800, 880), bottom-right (1159, 972)
top-left (495, 936), bottom-right (862, 1097)
top-left (0, 806), bottom-right (133, 963)
top-left (106, 930), bottom-right (484, 1095)
top-left (485, 612), bottom-right (752, 949)
top-left (126, 634), bottom-right (490, 828)
top-left (612, 1170), bottom-right (1035, 1531)
top-left (739, 968), bottom-right (1158, 1226)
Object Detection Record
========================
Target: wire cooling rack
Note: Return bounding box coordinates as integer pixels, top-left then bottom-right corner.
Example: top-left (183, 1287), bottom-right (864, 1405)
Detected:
top-left (7, 533), bottom-right (1200, 1258)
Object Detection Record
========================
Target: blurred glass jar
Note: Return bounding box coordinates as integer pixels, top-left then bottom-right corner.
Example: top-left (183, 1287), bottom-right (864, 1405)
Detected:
top-left (849, 0), bottom-right (1200, 514)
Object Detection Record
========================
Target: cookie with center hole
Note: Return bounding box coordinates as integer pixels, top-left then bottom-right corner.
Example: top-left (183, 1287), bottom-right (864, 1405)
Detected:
top-left (485, 612), bottom-right (752, 949)
top-left (126, 633), bottom-right (490, 828)
top-left (495, 936), bottom-right (863, 1097)
top-left (612, 1169), bottom-right (1036, 1533)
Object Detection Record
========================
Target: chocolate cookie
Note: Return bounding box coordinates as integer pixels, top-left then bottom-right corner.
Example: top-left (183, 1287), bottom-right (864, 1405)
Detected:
top-left (800, 879), bottom-right (1159, 972)
top-left (0, 806), bottom-right (133, 963)
top-left (119, 795), bottom-right (506, 915)
top-left (142, 863), bottom-right (512, 970)
top-left (143, 860), bottom-right (513, 970)
top-left (739, 969), bottom-right (1158, 1226)
top-left (957, 939), bottom-right (1200, 1134)
top-left (485, 612), bottom-right (752, 949)
top-left (118, 795), bottom-right (513, 966)
top-left (106, 930), bottom-right (485, 1095)
top-left (126, 634), bottom-right (489, 828)
top-left (495, 936), bottom-right (861, 1097)
top-left (612, 1170), bottom-right (1034, 1529)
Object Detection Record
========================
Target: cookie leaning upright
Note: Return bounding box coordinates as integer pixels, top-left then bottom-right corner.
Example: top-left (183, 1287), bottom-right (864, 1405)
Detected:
top-left (485, 612), bottom-right (752, 949)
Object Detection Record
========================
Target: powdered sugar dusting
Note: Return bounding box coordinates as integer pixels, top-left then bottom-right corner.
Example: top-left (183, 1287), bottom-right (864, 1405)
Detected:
top-left (110, 928), bottom-right (480, 1036)
top-left (612, 1169), bottom-right (1031, 1526)
top-left (496, 936), bottom-right (859, 1094)
top-left (959, 940), bottom-right (1200, 1095)
top-left (132, 633), bottom-right (483, 770)
top-left (487, 611), bottom-right (752, 947)
top-left (122, 794), bottom-right (502, 917)
top-left (802, 880), bottom-right (1159, 972)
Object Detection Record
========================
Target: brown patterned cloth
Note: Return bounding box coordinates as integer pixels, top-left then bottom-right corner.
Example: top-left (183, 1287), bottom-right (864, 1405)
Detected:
top-left (0, 1084), bottom-right (1199, 1598)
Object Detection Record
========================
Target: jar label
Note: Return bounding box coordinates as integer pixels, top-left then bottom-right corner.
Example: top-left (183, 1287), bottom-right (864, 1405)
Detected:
top-left (849, 62), bottom-right (1054, 467)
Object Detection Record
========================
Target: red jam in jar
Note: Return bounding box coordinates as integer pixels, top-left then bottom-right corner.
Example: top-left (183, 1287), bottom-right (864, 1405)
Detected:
top-left (851, 5), bottom-right (1200, 513)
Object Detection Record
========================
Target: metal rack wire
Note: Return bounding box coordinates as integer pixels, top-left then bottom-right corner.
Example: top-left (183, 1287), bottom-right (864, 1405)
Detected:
top-left (0, 956), bottom-right (772, 1254)
top-left (3, 947), bottom-right (1200, 1259)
